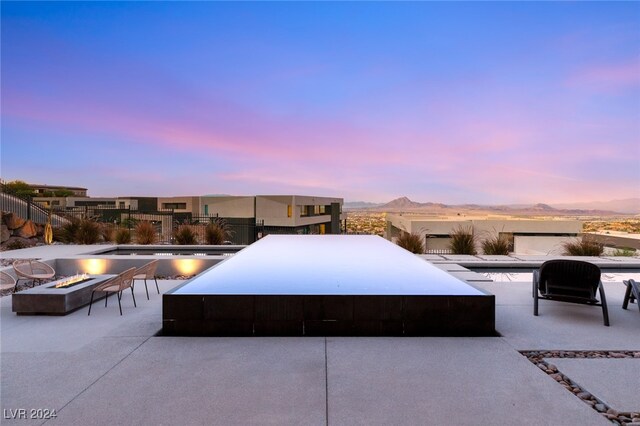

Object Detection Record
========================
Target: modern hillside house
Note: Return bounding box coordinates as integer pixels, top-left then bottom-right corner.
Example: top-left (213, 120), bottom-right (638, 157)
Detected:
top-left (386, 214), bottom-right (583, 255)
top-left (30, 184), bottom-right (88, 197)
top-left (157, 195), bottom-right (345, 235)
top-left (32, 196), bottom-right (158, 210)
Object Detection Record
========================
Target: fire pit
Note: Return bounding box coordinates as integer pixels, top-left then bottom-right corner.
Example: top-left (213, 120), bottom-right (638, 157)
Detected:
top-left (13, 274), bottom-right (114, 315)
top-left (52, 273), bottom-right (91, 289)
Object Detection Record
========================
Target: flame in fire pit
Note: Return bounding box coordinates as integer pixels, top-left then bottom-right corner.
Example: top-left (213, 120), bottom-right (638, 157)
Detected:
top-left (55, 273), bottom-right (89, 288)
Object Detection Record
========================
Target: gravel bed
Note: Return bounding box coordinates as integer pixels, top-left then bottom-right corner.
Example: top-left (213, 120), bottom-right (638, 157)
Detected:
top-left (522, 350), bottom-right (640, 425)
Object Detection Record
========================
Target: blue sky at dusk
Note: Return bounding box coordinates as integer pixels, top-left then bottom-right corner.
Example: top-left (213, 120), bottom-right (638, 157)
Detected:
top-left (1, 2), bottom-right (639, 204)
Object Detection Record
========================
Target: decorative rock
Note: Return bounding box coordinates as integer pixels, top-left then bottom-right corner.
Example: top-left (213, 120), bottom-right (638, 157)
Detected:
top-left (607, 408), bottom-right (619, 416)
top-left (609, 352), bottom-right (627, 358)
top-left (577, 391), bottom-right (592, 400)
top-left (0, 224), bottom-right (10, 243)
top-left (546, 364), bottom-right (557, 372)
top-left (3, 212), bottom-right (25, 230)
top-left (15, 220), bottom-right (37, 238)
top-left (595, 404), bottom-right (606, 412)
top-left (549, 373), bottom-right (562, 381)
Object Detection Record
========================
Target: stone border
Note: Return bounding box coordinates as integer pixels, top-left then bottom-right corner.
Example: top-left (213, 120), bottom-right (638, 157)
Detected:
top-left (521, 350), bottom-right (640, 425)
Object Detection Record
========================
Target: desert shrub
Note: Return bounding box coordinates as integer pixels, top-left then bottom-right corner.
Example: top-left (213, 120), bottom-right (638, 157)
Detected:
top-left (5, 239), bottom-right (28, 250)
top-left (204, 218), bottom-right (233, 245)
top-left (204, 223), bottom-right (225, 245)
top-left (101, 224), bottom-right (115, 243)
top-left (396, 232), bottom-right (424, 254)
top-left (481, 234), bottom-right (510, 255)
top-left (174, 224), bottom-right (198, 245)
top-left (449, 226), bottom-right (477, 255)
top-left (115, 228), bottom-right (132, 244)
top-left (76, 219), bottom-right (101, 244)
top-left (57, 217), bottom-right (81, 243)
top-left (55, 217), bottom-right (101, 244)
top-left (135, 221), bottom-right (157, 245)
top-left (562, 237), bottom-right (604, 256)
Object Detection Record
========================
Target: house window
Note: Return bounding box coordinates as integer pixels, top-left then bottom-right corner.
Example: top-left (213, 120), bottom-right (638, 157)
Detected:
top-left (119, 202), bottom-right (125, 209)
top-left (162, 203), bottom-right (187, 210)
top-left (319, 224), bottom-right (326, 234)
top-left (204, 205), bottom-right (209, 215)
top-left (287, 205), bottom-right (292, 218)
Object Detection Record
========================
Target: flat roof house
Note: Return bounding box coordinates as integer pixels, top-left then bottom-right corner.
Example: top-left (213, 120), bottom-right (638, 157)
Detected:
top-left (386, 214), bottom-right (583, 255)
top-left (158, 195), bottom-right (346, 235)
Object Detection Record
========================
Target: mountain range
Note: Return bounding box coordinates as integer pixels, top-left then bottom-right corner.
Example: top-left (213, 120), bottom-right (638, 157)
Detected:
top-left (343, 196), bottom-right (640, 215)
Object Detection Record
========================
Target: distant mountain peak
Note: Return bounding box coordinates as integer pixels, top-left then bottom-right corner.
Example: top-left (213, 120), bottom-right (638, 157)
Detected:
top-left (382, 196), bottom-right (422, 208)
top-left (380, 197), bottom-right (448, 209)
top-left (532, 203), bottom-right (555, 211)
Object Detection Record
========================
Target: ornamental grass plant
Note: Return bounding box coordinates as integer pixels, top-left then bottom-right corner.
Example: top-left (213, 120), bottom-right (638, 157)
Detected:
top-left (449, 226), bottom-right (477, 255)
top-left (135, 221), bottom-right (157, 245)
top-left (174, 224), bottom-right (198, 245)
top-left (205, 218), bottom-right (233, 245)
top-left (76, 218), bottom-right (101, 244)
top-left (396, 232), bottom-right (424, 254)
top-left (562, 237), bottom-right (604, 256)
top-left (115, 228), bottom-right (132, 244)
top-left (205, 223), bottom-right (225, 245)
top-left (481, 233), bottom-right (510, 255)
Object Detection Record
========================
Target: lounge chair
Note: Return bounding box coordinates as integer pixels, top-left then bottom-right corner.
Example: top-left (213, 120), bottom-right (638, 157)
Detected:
top-left (622, 279), bottom-right (639, 312)
top-left (0, 271), bottom-right (17, 293)
top-left (132, 260), bottom-right (160, 300)
top-left (88, 268), bottom-right (137, 316)
top-left (533, 259), bottom-right (609, 326)
top-left (12, 260), bottom-right (56, 291)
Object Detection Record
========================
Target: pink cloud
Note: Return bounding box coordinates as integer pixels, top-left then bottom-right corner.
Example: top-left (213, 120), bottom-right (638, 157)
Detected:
top-left (567, 60), bottom-right (640, 92)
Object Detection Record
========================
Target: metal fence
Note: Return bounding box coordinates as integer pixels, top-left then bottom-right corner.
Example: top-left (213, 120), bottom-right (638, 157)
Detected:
top-left (0, 192), bottom-right (68, 226)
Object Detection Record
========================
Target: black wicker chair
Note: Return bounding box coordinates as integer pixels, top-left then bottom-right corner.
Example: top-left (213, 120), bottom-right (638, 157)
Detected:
top-left (533, 259), bottom-right (609, 326)
top-left (622, 279), bottom-right (639, 312)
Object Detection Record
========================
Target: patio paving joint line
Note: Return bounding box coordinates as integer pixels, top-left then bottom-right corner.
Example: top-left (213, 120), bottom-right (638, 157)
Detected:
top-left (520, 350), bottom-right (640, 425)
top-left (42, 334), bottom-right (154, 424)
top-left (324, 337), bottom-right (329, 426)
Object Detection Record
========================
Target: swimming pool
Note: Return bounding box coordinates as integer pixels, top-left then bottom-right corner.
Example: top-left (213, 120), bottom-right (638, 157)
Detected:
top-left (94, 247), bottom-right (241, 257)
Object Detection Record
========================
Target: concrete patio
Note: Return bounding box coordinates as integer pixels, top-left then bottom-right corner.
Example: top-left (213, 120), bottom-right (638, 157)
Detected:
top-left (1, 251), bottom-right (639, 425)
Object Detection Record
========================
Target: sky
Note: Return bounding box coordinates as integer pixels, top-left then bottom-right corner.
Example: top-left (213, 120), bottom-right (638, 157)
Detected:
top-left (1, 2), bottom-right (639, 204)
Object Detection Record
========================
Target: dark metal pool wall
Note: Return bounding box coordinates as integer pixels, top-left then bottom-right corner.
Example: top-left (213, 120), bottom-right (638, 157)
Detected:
top-left (162, 293), bottom-right (496, 337)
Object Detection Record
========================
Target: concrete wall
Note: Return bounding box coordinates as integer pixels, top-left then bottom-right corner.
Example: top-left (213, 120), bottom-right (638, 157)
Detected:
top-left (513, 236), bottom-right (572, 255)
top-left (255, 196), bottom-right (295, 226)
top-left (387, 215), bottom-right (583, 255)
top-left (200, 196), bottom-right (255, 218)
top-left (586, 233), bottom-right (640, 250)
